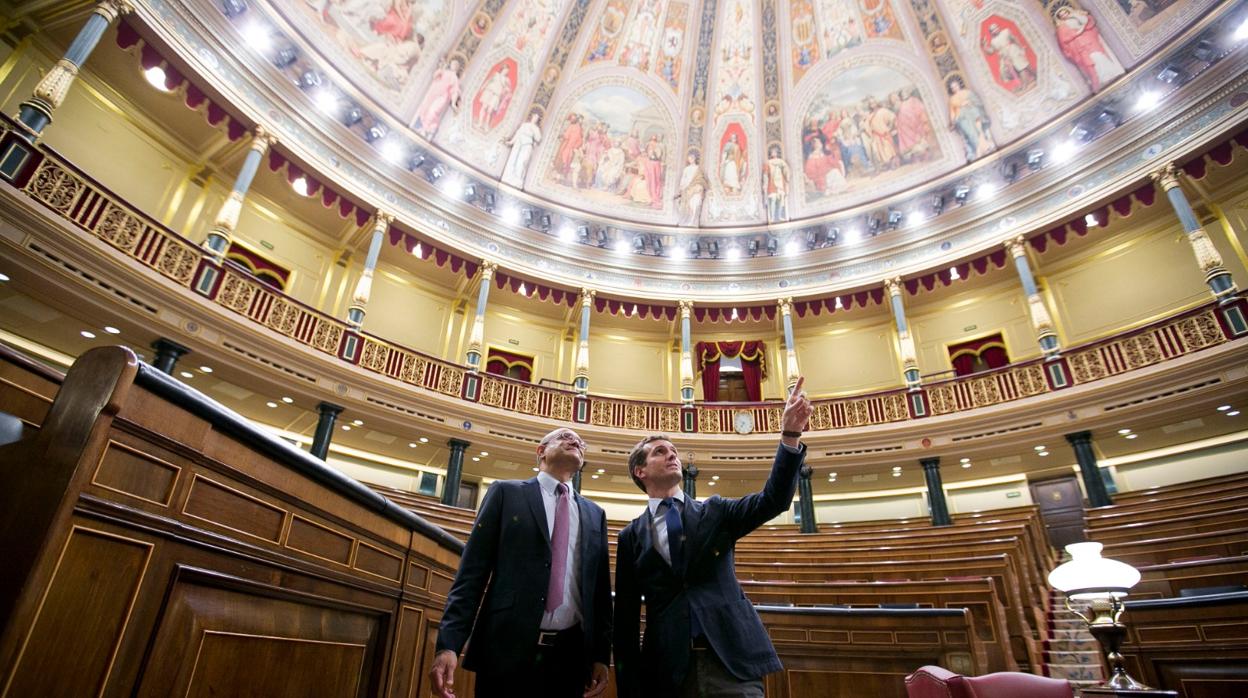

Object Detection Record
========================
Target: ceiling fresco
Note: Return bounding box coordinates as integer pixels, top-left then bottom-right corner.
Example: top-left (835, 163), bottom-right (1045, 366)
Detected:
top-left (269, 0), bottom-right (1217, 229)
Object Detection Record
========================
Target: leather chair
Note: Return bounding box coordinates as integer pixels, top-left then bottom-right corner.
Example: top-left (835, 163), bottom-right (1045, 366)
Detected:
top-left (906, 665), bottom-right (1074, 698)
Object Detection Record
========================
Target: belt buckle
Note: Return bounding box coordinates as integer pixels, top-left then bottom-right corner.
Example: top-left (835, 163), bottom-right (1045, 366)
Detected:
top-left (537, 630), bottom-right (559, 647)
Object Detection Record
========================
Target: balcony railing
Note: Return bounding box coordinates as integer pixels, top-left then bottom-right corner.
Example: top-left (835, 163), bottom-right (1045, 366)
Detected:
top-left (5, 126), bottom-right (1246, 434)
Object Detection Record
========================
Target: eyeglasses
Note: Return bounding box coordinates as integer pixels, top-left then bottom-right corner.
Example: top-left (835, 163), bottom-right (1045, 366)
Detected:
top-left (549, 431), bottom-right (587, 451)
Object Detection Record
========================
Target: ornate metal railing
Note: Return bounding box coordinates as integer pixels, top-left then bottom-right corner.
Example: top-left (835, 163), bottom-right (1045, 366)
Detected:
top-left (7, 127), bottom-right (1246, 434)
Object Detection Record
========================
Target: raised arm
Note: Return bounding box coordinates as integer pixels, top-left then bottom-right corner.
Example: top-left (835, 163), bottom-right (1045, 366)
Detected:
top-left (726, 376), bottom-right (812, 537)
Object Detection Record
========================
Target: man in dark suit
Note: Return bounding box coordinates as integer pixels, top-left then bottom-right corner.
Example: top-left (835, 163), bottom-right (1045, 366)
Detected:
top-left (430, 428), bottom-right (611, 698)
top-left (614, 377), bottom-right (813, 697)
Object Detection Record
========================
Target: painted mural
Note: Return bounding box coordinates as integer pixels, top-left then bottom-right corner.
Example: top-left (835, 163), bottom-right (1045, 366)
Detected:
top-left (703, 0), bottom-right (762, 224)
top-left (1099, 0), bottom-right (1217, 64)
top-left (789, 0), bottom-right (905, 83)
top-left (1050, 6), bottom-right (1124, 91)
top-left (434, 0), bottom-right (571, 174)
top-left (538, 85), bottom-right (673, 213)
top-left (581, 0), bottom-right (686, 92)
top-left (655, 2), bottom-right (689, 91)
top-left (798, 65), bottom-right (940, 203)
top-left (297, 0), bottom-right (453, 92)
top-left (979, 16), bottom-right (1038, 94)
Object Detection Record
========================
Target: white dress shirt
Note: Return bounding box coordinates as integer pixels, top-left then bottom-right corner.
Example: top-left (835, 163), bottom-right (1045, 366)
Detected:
top-left (537, 471), bottom-right (582, 630)
top-left (646, 488), bottom-right (688, 567)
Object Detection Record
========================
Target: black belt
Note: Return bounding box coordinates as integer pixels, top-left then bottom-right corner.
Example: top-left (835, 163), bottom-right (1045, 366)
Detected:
top-left (537, 624), bottom-right (582, 647)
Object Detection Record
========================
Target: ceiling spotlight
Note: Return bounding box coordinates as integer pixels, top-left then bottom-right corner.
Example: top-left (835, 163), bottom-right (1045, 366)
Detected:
top-left (1235, 18), bottom-right (1248, 42)
top-left (520, 208), bottom-right (534, 227)
top-left (364, 123), bottom-right (387, 142)
top-left (1125, 433), bottom-right (1138, 439)
top-left (1117, 428), bottom-right (1132, 435)
top-left (380, 139), bottom-right (405, 164)
top-left (978, 181), bottom-right (999, 199)
top-left (297, 69), bottom-right (321, 89)
top-left (1229, 410), bottom-right (1242, 416)
top-left (471, 457), bottom-right (480, 462)
top-left (953, 184), bottom-right (971, 205)
top-left (557, 225), bottom-right (576, 242)
top-left (596, 468), bottom-right (605, 473)
top-left (765, 237), bottom-right (778, 255)
top-left (1026, 148), bottom-right (1044, 170)
top-left (591, 474), bottom-right (599, 479)
top-left (105, 326), bottom-right (121, 334)
top-left (961, 462), bottom-right (972, 468)
top-left (540, 213), bottom-right (552, 231)
top-left (281, 396), bottom-right (293, 403)
top-left (1191, 39), bottom-right (1218, 63)
top-left (670, 245), bottom-right (686, 260)
top-left (1034, 445), bottom-right (1045, 451)
top-left (499, 205), bottom-right (521, 227)
top-left (689, 240), bottom-right (701, 258)
top-left (575, 224), bottom-right (590, 241)
top-left (407, 152), bottom-right (426, 171)
top-left (594, 227), bottom-right (608, 246)
top-left (1157, 65), bottom-right (1181, 83)
top-left (907, 210), bottom-right (926, 227)
top-left (342, 425), bottom-right (351, 431)
top-left (892, 466), bottom-right (902, 471)
top-left (1069, 123), bottom-right (1092, 142)
top-left (886, 210), bottom-right (902, 229)
top-left (143, 66), bottom-right (171, 91)
top-left (825, 226), bottom-right (840, 246)
top-left (1038, 451), bottom-right (1049, 457)
top-left (408, 442), bottom-right (418, 448)
top-left (266, 401), bottom-right (278, 408)
top-left (960, 457), bottom-right (970, 464)
top-left (0, 272), bottom-right (8, 282)
top-left (614, 238), bottom-right (630, 254)
top-left (80, 330), bottom-right (95, 339)
top-left (707, 240), bottom-right (720, 259)
top-left (652, 236), bottom-right (665, 256)
top-left (1095, 109), bottom-right (1121, 128)
top-left (482, 191), bottom-right (495, 212)
top-left (426, 164), bottom-right (445, 183)
top-left (419, 437), bottom-right (429, 443)
top-left (1135, 91), bottom-right (1160, 112)
top-left (242, 22), bottom-right (272, 52)
top-left (273, 44), bottom-right (298, 68)
top-left (463, 182), bottom-right (477, 200)
top-left (1002, 161), bottom-right (1019, 184)
top-left (930, 194), bottom-right (945, 214)
top-left (439, 174), bottom-right (467, 196)
top-left (1052, 140), bottom-right (1076, 163)
top-left (633, 235), bottom-right (646, 253)
top-left (199, 365), bottom-right (213, 373)
top-left (867, 216), bottom-right (881, 235)
top-left (785, 239), bottom-right (801, 256)
top-left (313, 90), bottom-right (339, 115)
top-left (724, 245), bottom-right (741, 261)
top-left (746, 239), bottom-right (759, 257)
top-left (1218, 405), bottom-right (1232, 411)
top-left (892, 471), bottom-right (902, 477)
top-left (343, 105), bottom-right (364, 126)
top-left (180, 371), bottom-right (193, 378)
top-left (841, 227), bottom-right (859, 245)
top-left (352, 419), bottom-right (363, 426)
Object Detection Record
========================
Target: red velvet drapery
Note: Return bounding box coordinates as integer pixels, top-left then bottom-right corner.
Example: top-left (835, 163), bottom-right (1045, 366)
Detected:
top-left (696, 341), bottom-right (767, 402)
top-left (485, 348), bottom-right (534, 382)
top-left (948, 334), bottom-right (1009, 376)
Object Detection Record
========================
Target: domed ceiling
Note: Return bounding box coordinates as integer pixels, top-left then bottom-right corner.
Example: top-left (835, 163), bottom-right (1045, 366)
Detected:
top-left (272, 0), bottom-right (1215, 229)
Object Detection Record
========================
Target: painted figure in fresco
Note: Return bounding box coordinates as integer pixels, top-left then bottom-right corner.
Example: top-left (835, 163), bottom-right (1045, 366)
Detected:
top-left (644, 135), bottom-right (666, 209)
top-left (801, 118), bottom-right (847, 194)
top-left (764, 145), bottom-right (791, 222)
top-left (620, 0), bottom-right (661, 70)
top-left (893, 89), bottom-right (932, 164)
top-left (981, 22), bottom-right (1036, 92)
top-left (596, 139), bottom-right (626, 191)
top-left (720, 132), bottom-right (745, 195)
top-left (473, 62), bottom-right (514, 131)
top-left (414, 58), bottom-right (461, 137)
top-left (946, 76), bottom-right (995, 161)
top-left (675, 152), bottom-right (708, 227)
top-left (502, 112), bottom-right (542, 187)
top-left (555, 114), bottom-right (585, 184)
top-left (866, 97), bottom-right (899, 170)
top-left (311, 0), bottom-right (448, 89)
top-left (1054, 7), bottom-right (1125, 92)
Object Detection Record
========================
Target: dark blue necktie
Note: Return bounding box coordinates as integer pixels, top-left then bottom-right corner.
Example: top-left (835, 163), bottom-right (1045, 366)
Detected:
top-left (663, 496), bottom-right (684, 573)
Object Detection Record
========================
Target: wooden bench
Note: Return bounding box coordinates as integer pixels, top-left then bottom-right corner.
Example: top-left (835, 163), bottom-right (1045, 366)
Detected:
top-left (1133, 556), bottom-right (1248, 600)
top-left (0, 343), bottom-right (61, 432)
top-left (1089, 508), bottom-right (1248, 544)
top-left (0, 346), bottom-right (465, 697)
top-left (1111, 472), bottom-right (1248, 507)
top-left (1101, 527), bottom-right (1248, 567)
top-left (739, 574), bottom-right (1024, 672)
top-left (1118, 591), bottom-right (1248, 696)
top-left (759, 606), bottom-right (987, 697)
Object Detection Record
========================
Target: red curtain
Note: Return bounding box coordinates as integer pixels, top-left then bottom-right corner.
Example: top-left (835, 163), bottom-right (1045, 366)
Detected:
top-left (947, 334), bottom-right (1009, 377)
top-left (485, 348), bottom-right (534, 382)
top-left (696, 341), bottom-right (767, 402)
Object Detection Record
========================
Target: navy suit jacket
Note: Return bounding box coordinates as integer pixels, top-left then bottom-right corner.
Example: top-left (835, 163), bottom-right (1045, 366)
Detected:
top-left (435, 477), bottom-right (612, 678)
top-left (613, 443), bottom-right (806, 696)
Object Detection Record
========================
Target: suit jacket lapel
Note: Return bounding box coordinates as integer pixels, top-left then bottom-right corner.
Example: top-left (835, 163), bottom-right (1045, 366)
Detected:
top-left (636, 507), bottom-right (668, 572)
top-left (682, 496), bottom-right (707, 570)
top-left (524, 478), bottom-right (550, 548)
top-left (577, 493), bottom-right (594, 579)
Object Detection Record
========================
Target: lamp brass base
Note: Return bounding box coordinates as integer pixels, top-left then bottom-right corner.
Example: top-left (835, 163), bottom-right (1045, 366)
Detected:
top-left (1080, 688), bottom-right (1176, 697)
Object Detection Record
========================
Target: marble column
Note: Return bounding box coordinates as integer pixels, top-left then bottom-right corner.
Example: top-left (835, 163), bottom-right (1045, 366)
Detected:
top-left (885, 277), bottom-right (921, 388)
top-left (574, 289), bottom-right (595, 394)
top-left (150, 338), bottom-right (190, 375)
top-left (798, 464), bottom-right (818, 533)
top-left (204, 127), bottom-right (277, 258)
top-left (682, 463), bottom-right (698, 500)
top-left (572, 469), bottom-right (582, 494)
top-left (1065, 431), bottom-right (1112, 508)
top-left (310, 402), bottom-right (343, 460)
top-left (1006, 236), bottom-right (1060, 357)
top-left (778, 298), bottom-right (800, 392)
top-left (347, 212), bottom-right (393, 330)
top-left (465, 262), bottom-right (497, 370)
top-left (921, 457), bottom-right (952, 526)
top-left (1152, 164), bottom-right (1238, 301)
top-left (678, 299), bottom-right (695, 405)
top-left (16, 0), bottom-right (133, 138)
top-left (443, 438), bottom-right (471, 506)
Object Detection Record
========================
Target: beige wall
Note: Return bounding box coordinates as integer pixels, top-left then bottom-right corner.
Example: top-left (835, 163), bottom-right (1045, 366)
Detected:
top-left (948, 480), bottom-right (1034, 513)
top-left (365, 268), bottom-right (456, 356)
top-left (794, 318), bottom-right (900, 396)
top-left (909, 283), bottom-right (1035, 372)
top-left (815, 492), bottom-right (926, 523)
top-left (590, 332), bottom-right (671, 399)
top-left (1112, 436), bottom-right (1248, 492)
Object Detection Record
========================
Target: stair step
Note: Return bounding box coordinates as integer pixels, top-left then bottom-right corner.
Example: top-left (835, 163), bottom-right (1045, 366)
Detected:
top-left (1044, 663), bottom-right (1105, 682)
top-left (1046, 639), bottom-right (1098, 652)
top-left (1045, 650), bottom-right (1102, 665)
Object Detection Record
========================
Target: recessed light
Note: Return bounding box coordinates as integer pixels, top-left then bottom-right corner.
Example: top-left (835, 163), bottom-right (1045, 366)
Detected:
top-left (0, 272), bottom-right (9, 282)
top-left (352, 419), bottom-right (363, 426)
top-left (959, 457), bottom-right (970, 464)
top-left (143, 65), bottom-right (171, 91)
top-left (241, 22), bottom-right (272, 51)
top-left (724, 246), bottom-right (741, 261)
top-left (1135, 91), bottom-right (1160, 112)
top-left (198, 365), bottom-right (212, 373)
top-left (596, 468), bottom-right (605, 474)
top-left (1217, 405), bottom-right (1232, 411)
top-left (1052, 140), bottom-right (1076, 164)
top-left (1038, 451), bottom-right (1049, 457)
top-left (1229, 410), bottom-right (1241, 417)
top-left (892, 466), bottom-right (902, 471)
top-left (613, 239), bottom-right (629, 254)
top-left (828, 472), bottom-right (837, 478)
top-left (591, 474), bottom-right (600, 479)
top-left (711, 475), bottom-right (720, 480)
top-left (480, 451), bottom-right (489, 456)
top-left (281, 396), bottom-right (293, 403)
top-left (342, 425), bottom-right (351, 431)
top-left (532, 467), bottom-right (539, 472)
top-left (472, 457), bottom-right (480, 462)
top-left (266, 401), bottom-right (278, 408)
top-left (1125, 433), bottom-right (1138, 439)
top-left (419, 437), bottom-right (429, 443)
top-left (708, 481), bottom-right (717, 486)
top-left (1117, 428), bottom-right (1132, 435)
top-left (1235, 17), bottom-right (1248, 42)
top-left (1034, 445), bottom-right (1045, 451)
top-left (670, 246), bottom-right (687, 260)
top-left (408, 442), bottom-right (418, 448)
top-left (104, 326), bottom-right (121, 334)
top-left (80, 330), bottom-right (96, 339)
top-left (785, 240), bottom-right (801, 256)
top-left (961, 463), bottom-right (972, 468)
top-left (892, 472), bottom-right (902, 477)
top-left (179, 371), bottom-right (193, 378)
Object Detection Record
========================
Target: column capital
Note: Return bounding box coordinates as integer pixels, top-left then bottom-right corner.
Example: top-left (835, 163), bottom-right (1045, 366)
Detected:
top-left (1150, 163), bottom-right (1183, 192)
top-left (1005, 235), bottom-right (1028, 259)
top-left (580, 288), bottom-right (597, 306)
top-left (250, 125), bottom-right (277, 152)
top-left (799, 464), bottom-right (813, 479)
top-left (1064, 430), bottom-right (1093, 447)
top-left (777, 297), bottom-right (793, 316)
top-left (372, 211), bottom-right (394, 230)
top-left (884, 276), bottom-right (903, 298)
top-left (678, 299), bottom-right (694, 317)
top-left (447, 438), bottom-right (471, 451)
top-left (920, 456), bottom-right (941, 470)
top-left (479, 260), bottom-right (499, 279)
top-left (94, 0), bottom-right (135, 23)
top-left (315, 401), bottom-right (344, 417)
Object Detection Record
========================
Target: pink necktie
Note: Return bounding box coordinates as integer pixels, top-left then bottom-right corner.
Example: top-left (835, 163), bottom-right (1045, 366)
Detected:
top-left (546, 483), bottom-right (570, 612)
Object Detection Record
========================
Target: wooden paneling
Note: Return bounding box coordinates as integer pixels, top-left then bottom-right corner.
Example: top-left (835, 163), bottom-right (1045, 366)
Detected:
top-left (183, 475), bottom-right (287, 543)
top-left (287, 515), bottom-right (355, 566)
top-left (93, 440), bottom-right (180, 506)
